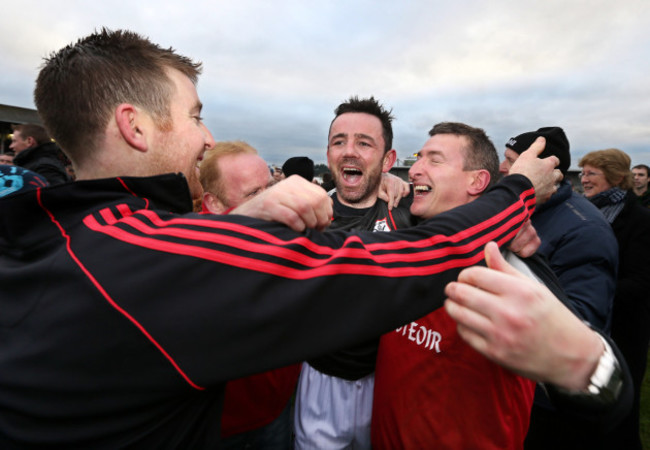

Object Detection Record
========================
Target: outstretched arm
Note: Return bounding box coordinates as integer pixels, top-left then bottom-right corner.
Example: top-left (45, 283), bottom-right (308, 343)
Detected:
top-left (445, 241), bottom-right (605, 390)
top-left (444, 241), bottom-right (632, 424)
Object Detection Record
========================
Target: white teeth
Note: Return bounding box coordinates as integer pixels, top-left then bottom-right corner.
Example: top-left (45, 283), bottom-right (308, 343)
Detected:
top-left (342, 167), bottom-right (362, 181)
top-left (414, 185), bottom-right (431, 192)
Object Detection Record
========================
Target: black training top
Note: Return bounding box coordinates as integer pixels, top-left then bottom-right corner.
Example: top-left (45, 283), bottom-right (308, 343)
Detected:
top-left (0, 173), bottom-right (535, 448)
top-left (308, 193), bottom-right (416, 380)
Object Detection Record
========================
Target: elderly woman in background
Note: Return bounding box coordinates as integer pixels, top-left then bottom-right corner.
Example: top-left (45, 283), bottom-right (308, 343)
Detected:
top-left (579, 149), bottom-right (650, 450)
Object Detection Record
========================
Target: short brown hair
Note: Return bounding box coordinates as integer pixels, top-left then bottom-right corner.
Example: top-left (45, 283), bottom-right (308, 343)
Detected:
top-left (200, 141), bottom-right (259, 202)
top-left (11, 124), bottom-right (51, 146)
top-left (579, 149), bottom-right (633, 190)
top-left (428, 122), bottom-right (500, 190)
top-left (34, 28), bottom-right (202, 166)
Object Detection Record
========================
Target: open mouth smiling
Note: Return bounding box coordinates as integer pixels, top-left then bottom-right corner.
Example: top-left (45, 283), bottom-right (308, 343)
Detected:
top-left (342, 167), bottom-right (363, 182)
top-left (413, 184), bottom-right (432, 196)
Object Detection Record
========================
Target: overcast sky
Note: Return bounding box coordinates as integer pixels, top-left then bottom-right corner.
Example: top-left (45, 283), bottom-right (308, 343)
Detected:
top-left (1, 0), bottom-right (649, 168)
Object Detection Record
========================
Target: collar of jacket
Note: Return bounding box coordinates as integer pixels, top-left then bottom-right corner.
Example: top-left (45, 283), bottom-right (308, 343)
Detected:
top-left (1, 172), bottom-right (194, 215)
top-left (13, 142), bottom-right (59, 165)
top-left (0, 173), bottom-right (194, 254)
top-left (85, 173), bottom-right (195, 213)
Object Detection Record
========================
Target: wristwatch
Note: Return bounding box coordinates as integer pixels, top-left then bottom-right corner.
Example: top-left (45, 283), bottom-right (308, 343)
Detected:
top-left (585, 334), bottom-right (623, 403)
top-left (555, 333), bottom-right (624, 406)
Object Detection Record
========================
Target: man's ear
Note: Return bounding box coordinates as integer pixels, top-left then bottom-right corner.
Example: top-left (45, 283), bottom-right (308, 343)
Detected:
top-left (382, 149), bottom-right (397, 173)
top-left (115, 103), bottom-right (148, 152)
top-left (468, 169), bottom-right (491, 196)
top-left (202, 191), bottom-right (228, 214)
top-left (26, 136), bottom-right (37, 148)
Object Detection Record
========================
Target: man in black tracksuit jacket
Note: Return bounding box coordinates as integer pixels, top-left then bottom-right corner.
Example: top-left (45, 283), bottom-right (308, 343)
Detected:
top-left (10, 124), bottom-right (71, 185)
top-left (0, 29), bottom-right (623, 448)
top-left (1, 172), bottom-right (539, 448)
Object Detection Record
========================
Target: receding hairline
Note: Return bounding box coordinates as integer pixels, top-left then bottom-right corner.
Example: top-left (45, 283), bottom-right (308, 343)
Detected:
top-left (200, 141), bottom-right (262, 197)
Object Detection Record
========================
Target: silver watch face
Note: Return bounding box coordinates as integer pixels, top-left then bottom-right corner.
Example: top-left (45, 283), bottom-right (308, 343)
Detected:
top-left (588, 338), bottom-right (622, 401)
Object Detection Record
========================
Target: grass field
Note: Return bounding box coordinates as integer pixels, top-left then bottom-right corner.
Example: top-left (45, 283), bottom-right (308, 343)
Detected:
top-left (640, 350), bottom-right (650, 448)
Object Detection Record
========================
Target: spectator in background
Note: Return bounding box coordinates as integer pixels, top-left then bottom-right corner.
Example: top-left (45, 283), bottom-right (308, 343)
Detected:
top-left (271, 166), bottom-right (284, 184)
top-left (10, 124), bottom-right (71, 185)
top-left (500, 127), bottom-right (617, 330)
top-left (321, 171), bottom-right (335, 192)
top-left (0, 152), bottom-right (14, 165)
top-left (500, 127), bottom-right (618, 449)
top-left (632, 164), bottom-right (650, 207)
top-left (199, 140), bottom-right (299, 449)
top-left (580, 149), bottom-right (650, 450)
top-left (282, 156), bottom-right (314, 182)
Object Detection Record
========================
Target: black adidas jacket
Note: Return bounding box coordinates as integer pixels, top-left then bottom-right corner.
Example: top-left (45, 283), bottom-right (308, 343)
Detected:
top-left (0, 172), bottom-right (535, 448)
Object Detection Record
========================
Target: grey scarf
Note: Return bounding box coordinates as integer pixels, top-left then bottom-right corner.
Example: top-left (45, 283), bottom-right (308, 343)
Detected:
top-left (588, 187), bottom-right (627, 223)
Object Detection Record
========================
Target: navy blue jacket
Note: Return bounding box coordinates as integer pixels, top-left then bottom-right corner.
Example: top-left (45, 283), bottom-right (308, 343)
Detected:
top-left (531, 181), bottom-right (618, 332)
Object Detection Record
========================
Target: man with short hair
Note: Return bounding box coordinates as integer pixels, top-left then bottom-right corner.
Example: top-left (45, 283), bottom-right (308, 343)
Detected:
top-left (200, 141), bottom-right (299, 448)
top-left (500, 128), bottom-right (619, 449)
top-left (9, 123), bottom-right (70, 184)
top-left (294, 96), bottom-right (414, 449)
top-left (1, 29), bottom-right (599, 448)
top-left (632, 164), bottom-right (650, 207)
top-left (200, 140), bottom-right (272, 213)
top-left (500, 127), bottom-right (618, 332)
top-left (371, 123), bottom-right (625, 449)
top-left (372, 122), bottom-right (540, 448)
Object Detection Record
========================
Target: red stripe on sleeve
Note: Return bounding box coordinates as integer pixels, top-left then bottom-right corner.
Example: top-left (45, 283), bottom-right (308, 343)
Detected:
top-left (83, 192), bottom-right (530, 278)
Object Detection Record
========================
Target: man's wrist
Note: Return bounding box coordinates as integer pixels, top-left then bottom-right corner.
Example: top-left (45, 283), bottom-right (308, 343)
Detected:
top-left (555, 332), bottom-right (623, 406)
top-left (584, 334), bottom-right (623, 399)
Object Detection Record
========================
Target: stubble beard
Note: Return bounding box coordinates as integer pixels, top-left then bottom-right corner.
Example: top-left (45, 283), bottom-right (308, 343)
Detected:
top-left (154, 128), bottom-right (203, 200)
top-left (334, 164), bottom-right (382, 207)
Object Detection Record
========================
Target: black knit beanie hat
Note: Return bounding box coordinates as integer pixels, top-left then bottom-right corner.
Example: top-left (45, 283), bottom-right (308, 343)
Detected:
top-left (505, 126), bottom-right (570, 175)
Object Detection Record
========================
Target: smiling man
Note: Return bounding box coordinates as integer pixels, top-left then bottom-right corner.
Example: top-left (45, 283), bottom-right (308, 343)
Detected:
top-left (294, 97), bottom-right (415, 450)
top-left (372, 124), bottom-right (535, 449)
top-left (372, 123), bottom-right (626, 449)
